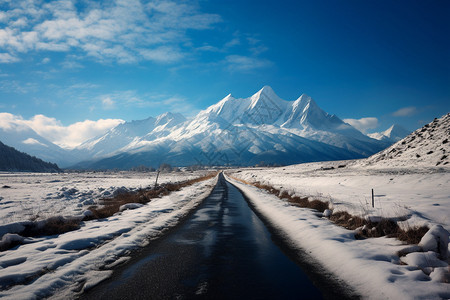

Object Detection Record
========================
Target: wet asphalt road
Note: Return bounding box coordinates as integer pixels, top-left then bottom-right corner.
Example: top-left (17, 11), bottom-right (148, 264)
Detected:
top-left (81, 173), bottom-right (345, 299)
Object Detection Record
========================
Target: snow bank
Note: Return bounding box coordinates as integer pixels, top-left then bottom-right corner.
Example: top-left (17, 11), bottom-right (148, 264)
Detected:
top-left (0, 176), bottom-right (216, 299)
top-left (419, 225), bottom-right (449, 260)
top-left (232, 163), bottom-right (450, 232)
top-left (0, 171), bottom-right (205, 226)
top-left (226, 175), bottom-right (449, 299)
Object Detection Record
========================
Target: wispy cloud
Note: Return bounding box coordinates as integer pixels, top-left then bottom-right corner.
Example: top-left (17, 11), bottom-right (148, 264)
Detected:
top-left (392, 106), bottom-right (418, 117)
top-left (0, 0), bottom-right (221, 64)
top-left (221, 33), bottom-right (271, 72)
top-left (95, 90), bottom-right (199, 116)
top-left (0, 52), bottom-right (19, 63)
top-left (343, 117), bottom-right (378, 133)
top-left (0, 79), bottom-right (38, 94)
top-left (224, 38), bottom-right (240, 48)
top-left (225, 55), bottom-right (272, 72)
top-left (101, 97), bottom-right (116, 110)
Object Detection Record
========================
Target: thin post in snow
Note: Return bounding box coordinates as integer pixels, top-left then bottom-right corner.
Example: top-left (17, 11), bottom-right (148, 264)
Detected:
top-left (371, 188), bottom-right (374, 208)
top-left (154, 170), bottom-right (160, 189)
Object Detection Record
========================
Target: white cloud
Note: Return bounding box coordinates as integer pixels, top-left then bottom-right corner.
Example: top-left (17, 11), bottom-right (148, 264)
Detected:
top-left (95, 90), bottom-right (199, 116)
top-left (0, 52), bottom-right (19, 63)
top-left (392, 106), bottom-right (417, 117)
top-left (0, 112), bottom-right (124, 148)
top-left (102, 97), bottom-right (116, 110)
top-left (224, 38), bottom-right (240, 48)
top-left (343, 117), bottom-right (379, 133)
top-left (0, 0), bottom-right (221, 64)
top-left (225, 55), bottom-right (272, 72)
top-left (139, 46), bottom-right (183, 63)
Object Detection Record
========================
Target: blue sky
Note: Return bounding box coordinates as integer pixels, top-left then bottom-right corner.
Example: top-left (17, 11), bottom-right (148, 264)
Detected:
top-left (0, 0), bottom-right (449, 147)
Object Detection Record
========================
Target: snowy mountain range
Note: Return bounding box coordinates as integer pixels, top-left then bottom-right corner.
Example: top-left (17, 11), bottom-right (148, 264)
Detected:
top-left (71, 86), bottom-right (387, 169)
top-left (2, 86), bottom-right (408, 169)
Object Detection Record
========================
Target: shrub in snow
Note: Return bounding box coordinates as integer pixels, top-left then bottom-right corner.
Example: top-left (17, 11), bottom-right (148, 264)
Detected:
top-left (82, 199), bottom-right (95, 205)
top-left (0, 222), bottom-right (32, 239)
top-left (322, 209), bottom-right (332, 218)
top-left (430, 267), bottom-right (450, 283)
top-left (0, 233), bottom-right (24, 251)
top-left (400, 251), bottom-right (448, 271)
top-left (419, 225), bottom-right (449, 260)
top-left (113, 186), bottom-right (129, 197)
top-left (82, 210), bottom-right (94, 219)
top-left (119, 203), bottom-right (144, 212)
top-left (365, 215), bottom-right (382, 223)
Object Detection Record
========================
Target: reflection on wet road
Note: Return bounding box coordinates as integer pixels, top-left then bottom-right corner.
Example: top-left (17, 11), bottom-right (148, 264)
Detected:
top-left (82, 173), bottom-right (324, 299)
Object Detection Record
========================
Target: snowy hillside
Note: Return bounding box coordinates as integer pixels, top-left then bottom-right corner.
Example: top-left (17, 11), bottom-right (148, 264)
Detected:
top-left (0, 141), bottom-right (61, 172)
top-left (76, 86), bottom-right (386, 169)
top-left (362, 113), bottom-right (449, 168)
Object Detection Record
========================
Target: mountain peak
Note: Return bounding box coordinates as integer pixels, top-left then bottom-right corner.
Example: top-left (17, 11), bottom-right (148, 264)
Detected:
top-left (368, 124), bottom-right (410, 143)
top-left (249, 86), bottom-right (285, 111)
top-left (251, 85), bottom-right (278, 101)
top-left (259, 85), bottom-right (275, 94)
top-left (155, 112), bottom-right (186, 127)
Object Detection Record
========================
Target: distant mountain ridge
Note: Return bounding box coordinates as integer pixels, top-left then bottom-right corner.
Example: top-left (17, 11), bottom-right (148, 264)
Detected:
top-left (0, 120), bottom-right (77, 167)
top-left (1, 86), bottom-right (406, 169)
top-left (0, 141), bottom-right (61, 172)
top-left (72, 86), bottom-right (387, 169)
top-left (73, 112), bottom-right (187, 159)
top-left (368, 124), bottom-right (410, 143)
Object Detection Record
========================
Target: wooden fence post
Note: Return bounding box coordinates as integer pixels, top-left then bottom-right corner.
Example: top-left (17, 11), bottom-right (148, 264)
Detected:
top-left (154, 170), bottom-right (160, 189)
top-left (371, 188), bottom-right (374, 208)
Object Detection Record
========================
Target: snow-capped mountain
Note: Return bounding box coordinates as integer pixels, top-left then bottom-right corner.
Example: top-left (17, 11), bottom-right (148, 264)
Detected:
top-left (73, 112), bottom-right (187, 159)
top-left (362, 113), bottom-right (449, 168)
top-left (0, 121), bottom-right (76, 167)
top-left (368, 124), bottom-right (410, 143)
top-left (74, 86), bottom-right (386, 169)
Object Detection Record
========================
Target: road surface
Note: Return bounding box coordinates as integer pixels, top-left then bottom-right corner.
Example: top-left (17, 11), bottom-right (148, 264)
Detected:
top-left (81, 173), bottom-right (355, 299)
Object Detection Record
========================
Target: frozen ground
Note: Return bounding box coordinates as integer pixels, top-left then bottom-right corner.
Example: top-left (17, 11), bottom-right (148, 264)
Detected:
top-left (0, 171), bottom-right (206, 225)
top-left (231, 162), bottom-right (450, 231)
top-left (0, 171), bottom-right (215, 299)
top-left (227, 161), bottom-right (450, 299)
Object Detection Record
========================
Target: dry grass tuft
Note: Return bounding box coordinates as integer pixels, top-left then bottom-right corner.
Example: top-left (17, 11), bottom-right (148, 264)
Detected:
top-left (0, 172), bottom-right (218, 252)
top-left (229, 175), bottom-right (329, 212)
top-left (230, 173), bottom-right (429, 245)
top-left (87, 172), bottom-right (218, 220)
top-left (330, 211), bottom-right (366, 230)
top-left (396, 225), bottom-right (429, 244)
top-left (21, 217), bottom-right (81, 237)
top-left (331, 211), bottom-right (429, 243)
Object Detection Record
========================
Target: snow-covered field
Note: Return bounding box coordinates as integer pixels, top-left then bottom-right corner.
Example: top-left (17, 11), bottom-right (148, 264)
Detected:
top-left (226, 174), bottom-right (449, 299)
top-left (231, 162), bottom-right (450, 231)
top-left (227, 161), bottom-right (450, 299)
top-left (0, 171), bottom-right (216, 299)
top-left (0, 171), bottom-right (206, 225)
